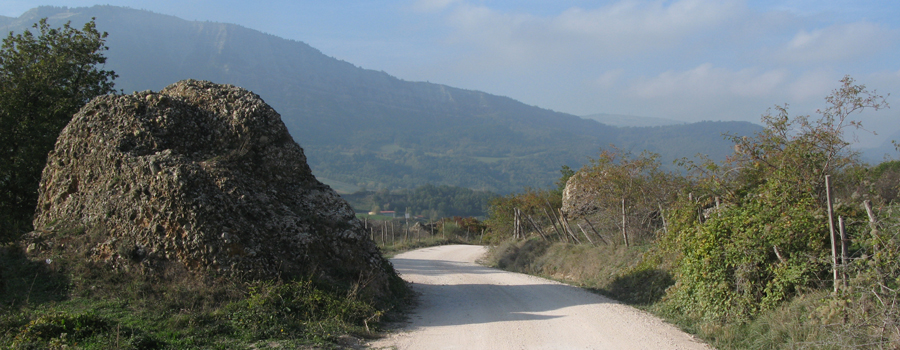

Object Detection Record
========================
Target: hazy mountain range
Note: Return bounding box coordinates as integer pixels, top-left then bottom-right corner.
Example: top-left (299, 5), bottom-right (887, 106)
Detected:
top-left (582, 113), bottom-right (684, 128)
top-left (3, 6), bottom-right (766, 193)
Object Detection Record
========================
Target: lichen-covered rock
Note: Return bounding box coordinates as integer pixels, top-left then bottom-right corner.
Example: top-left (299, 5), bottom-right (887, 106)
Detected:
top-left (28, 80), bottom-right (395, 297)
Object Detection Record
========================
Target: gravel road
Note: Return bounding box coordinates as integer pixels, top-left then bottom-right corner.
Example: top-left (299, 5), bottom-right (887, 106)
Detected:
top-left (369, 244), bottom-right (711, 350)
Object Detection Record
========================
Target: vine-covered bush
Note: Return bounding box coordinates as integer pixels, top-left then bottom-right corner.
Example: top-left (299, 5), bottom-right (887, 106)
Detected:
top-left (660, 76), bottom-right (886, 323)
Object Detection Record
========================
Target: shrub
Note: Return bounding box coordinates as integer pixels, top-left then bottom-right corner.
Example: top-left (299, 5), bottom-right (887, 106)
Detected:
top-left (10, 312), bottom-right (109, 349)
top-left (226, 280), bottom-right (381, 342)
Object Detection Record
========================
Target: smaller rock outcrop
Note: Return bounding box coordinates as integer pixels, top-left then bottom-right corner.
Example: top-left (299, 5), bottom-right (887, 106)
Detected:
top-left (27, 80), bottom-right (395, 297)
top-left (561, 172), bottom-right (604, 218)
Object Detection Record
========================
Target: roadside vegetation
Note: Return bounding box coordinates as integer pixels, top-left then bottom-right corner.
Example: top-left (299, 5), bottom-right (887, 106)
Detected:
top-left (0, 238), bottom-right (410, 349)
top-left (483, 76), bottom-right (899, 349)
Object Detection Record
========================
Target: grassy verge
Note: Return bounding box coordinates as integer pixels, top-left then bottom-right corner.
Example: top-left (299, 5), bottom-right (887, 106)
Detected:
top-left (0, 242), bottom-right (409, 349)
top-left (483, 238), bottom-right (868, 350)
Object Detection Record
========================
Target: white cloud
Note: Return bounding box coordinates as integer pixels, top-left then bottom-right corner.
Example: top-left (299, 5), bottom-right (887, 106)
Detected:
top-left (629, 64), bottom-right (789, 99)
top-left (411, 0), bottom-right (461, 13)
top-left (777, 21), bottom-right (897, 63)
top-left (595, 69), bottom-right (625, 89)
top-left (787, 70), bottom-right (838, 101)
top-left (441, 0), bottom-right (744, 65)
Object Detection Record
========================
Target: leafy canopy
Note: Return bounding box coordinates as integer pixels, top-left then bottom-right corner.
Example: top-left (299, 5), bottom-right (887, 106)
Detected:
top-left (0, 18), bottom-right (117, 241)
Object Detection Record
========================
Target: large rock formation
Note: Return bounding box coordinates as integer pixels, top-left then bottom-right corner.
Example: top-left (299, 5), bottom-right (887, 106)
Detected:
top-left (27, 80), bottom-right (395, 297)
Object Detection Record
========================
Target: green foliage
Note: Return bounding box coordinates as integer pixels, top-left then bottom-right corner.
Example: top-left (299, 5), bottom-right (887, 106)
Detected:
top-left (868, 160), bottom-right (900, 203)
top-left (10, 312), bottom-right (109, 349)
top-left (660, 76), bottom-right (888, 323)
top-left (663, 189), bottom-right (828, 322)
top-left (0, 18), bottom-right (117, 242)
top-left (819, 203), bottom-right (900, 347)
top-left (604, 267), bottom-right (674, 306)
top-left (0, 234), bottom-right (408, 349)
top-left (226, 280), bottom-right (381, 342)
top-left (554, 165), bottom-right (575, 195)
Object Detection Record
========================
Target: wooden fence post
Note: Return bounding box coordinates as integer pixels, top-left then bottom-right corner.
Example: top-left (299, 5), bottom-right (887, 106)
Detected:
top-left (559, 209), bottom-right (581, 244)
top-left (584, 219), bottom-right (609, 245)
top-left (542, 206), bottom-right (566, 243)
top-left (825, 175), bottom-right (838, 293)
top-left (839, 216), bottom-right (849, 289)
top-left (864, 200), bottom-right (878, 249)
top-left (622, 198), bottom-right (629, 247)
top-left (576, 223), bottom-right (595, 246)
top-left (525, 213), bottom-right (548, 241)
top-left (515, 208), bottom-right (522, 239)
top-left (658, 203), bottom-right (668, 235)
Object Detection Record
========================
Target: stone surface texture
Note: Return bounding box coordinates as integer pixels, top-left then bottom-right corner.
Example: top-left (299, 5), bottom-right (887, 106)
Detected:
top-left (561, 171), bottom-right (604, 218)
top-left (28, 80), bottom-right (393, 296)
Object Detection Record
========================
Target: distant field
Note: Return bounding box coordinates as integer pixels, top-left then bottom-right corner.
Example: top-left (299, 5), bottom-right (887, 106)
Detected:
top-left (316, 177), bottom-right (361, 194)
top-left (379, 144), bottom-right (403, 154)
top-left (472, 156), bottom-right (505, 163)
top-left (473, 152), bottom-right (550, 164)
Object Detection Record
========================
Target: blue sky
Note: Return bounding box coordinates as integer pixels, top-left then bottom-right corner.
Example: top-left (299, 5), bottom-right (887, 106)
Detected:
top-left (3, 0), bottom-right (899, 147)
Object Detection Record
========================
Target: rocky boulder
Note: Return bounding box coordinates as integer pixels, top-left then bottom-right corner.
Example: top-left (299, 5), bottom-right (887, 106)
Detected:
top-left (561, 172), bottom-right (604, 218)
top-left (28, 80), bottom-right (395, 297)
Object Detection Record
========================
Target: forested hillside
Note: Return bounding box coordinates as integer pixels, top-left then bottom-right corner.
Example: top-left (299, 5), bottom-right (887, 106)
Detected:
top-left (2, 6), bottom-right (761, 193)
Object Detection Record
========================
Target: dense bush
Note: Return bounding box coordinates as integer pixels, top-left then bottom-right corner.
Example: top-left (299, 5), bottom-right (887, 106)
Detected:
top-left (659, 76), bottom-right (887, 323)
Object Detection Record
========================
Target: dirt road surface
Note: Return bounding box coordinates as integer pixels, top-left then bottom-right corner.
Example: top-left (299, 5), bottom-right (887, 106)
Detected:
top-left (369, 245), bottom-right (711, 350)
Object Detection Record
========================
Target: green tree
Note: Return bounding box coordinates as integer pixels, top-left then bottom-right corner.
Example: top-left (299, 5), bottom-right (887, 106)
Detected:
top-left (554, 165), bottom-right (575, 195)
top-left (0, 18), bottom-right (117, 241)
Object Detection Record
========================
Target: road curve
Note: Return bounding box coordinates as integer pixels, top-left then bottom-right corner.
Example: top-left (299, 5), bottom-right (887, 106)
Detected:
top-left (369, 244), bottom-right (711, 350)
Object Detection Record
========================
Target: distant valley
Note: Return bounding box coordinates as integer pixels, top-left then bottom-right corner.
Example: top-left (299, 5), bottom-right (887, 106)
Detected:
top-left (4, 6), bottom-right (764, 193)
